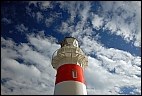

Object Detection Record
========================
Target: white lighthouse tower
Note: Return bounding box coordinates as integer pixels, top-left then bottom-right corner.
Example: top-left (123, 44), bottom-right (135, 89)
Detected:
top-left (51, 37), bottom-right (88, 95)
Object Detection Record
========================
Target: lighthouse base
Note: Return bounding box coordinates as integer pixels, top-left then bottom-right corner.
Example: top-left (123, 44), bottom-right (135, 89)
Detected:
top-left (54, 81), bottom-right (87, 95)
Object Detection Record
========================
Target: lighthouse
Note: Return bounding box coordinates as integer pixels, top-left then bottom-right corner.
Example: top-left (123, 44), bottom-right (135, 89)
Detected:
top-left (51, 37), bottom-right (88, 95)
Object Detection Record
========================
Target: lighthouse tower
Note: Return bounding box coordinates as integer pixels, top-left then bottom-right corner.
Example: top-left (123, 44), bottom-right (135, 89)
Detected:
top-left (51, 37), bottom-right (88, 95)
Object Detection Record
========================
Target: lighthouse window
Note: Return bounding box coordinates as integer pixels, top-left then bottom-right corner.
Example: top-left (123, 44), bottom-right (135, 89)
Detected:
top-left (72, 70), bottom-right (77, 78)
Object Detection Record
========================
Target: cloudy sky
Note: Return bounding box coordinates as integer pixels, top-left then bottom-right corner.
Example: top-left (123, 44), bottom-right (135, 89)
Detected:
top-left (1, 1), bottom-right (141, 95)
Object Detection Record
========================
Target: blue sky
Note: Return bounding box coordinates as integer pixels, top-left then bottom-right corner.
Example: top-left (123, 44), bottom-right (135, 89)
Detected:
top-left (1, 1), bottom-right (141, 95)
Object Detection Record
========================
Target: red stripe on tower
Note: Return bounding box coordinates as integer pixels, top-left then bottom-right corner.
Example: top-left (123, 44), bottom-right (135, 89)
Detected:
top-left (55, 64), bottom-right (85, 84)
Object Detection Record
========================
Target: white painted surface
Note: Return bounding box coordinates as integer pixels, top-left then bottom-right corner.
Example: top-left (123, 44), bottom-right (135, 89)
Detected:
top-left (54, 81), bottom-right (87, 95)
top-left (52, 46), bottom-right (88, 70)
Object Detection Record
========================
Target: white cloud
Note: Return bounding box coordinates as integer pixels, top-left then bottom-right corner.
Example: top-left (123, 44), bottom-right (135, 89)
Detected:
top-left (58, 1), bottom-right (141, 47)
top-left (28, 1), bottom-right (38, 7)
top-left (38, 1), bottom-right (52, 10)
top-left (92, 14), bottom-right (104, 30)
top-left (59, 1), bottom-right (81, 23)
top-left (1, 58), bottom-right (41, 79)
top-left (36, 12), bottom-right (44, 22)
top-left (80, 36), bottom-right (104, 55)
top-left (1, 33), bottom-right (60, 95)
top-left (58, 22), bottom-right (70, 33)
top-left (26, 7), bottom-right (44, 23)
top-left (25, 6), bottom-right (35, 18)
top-left (45, 17), bottom-right (54, 27)
top-left (29, 1), bottom-right (52, 10)
top-left (85, 54), bottom-right (141, 95)
top-left (100, 1), bottom-right (141, 47)
top-left (27, 1), bottom-right (141, 47)
top-left (15, 24), bottom-right (28, 33)
top-left (58, 1), bottom-right (91, 31)
top-left (79, 1), bottom-right (91, 22)
top-left (1, 18), bottom-right (12, 24)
